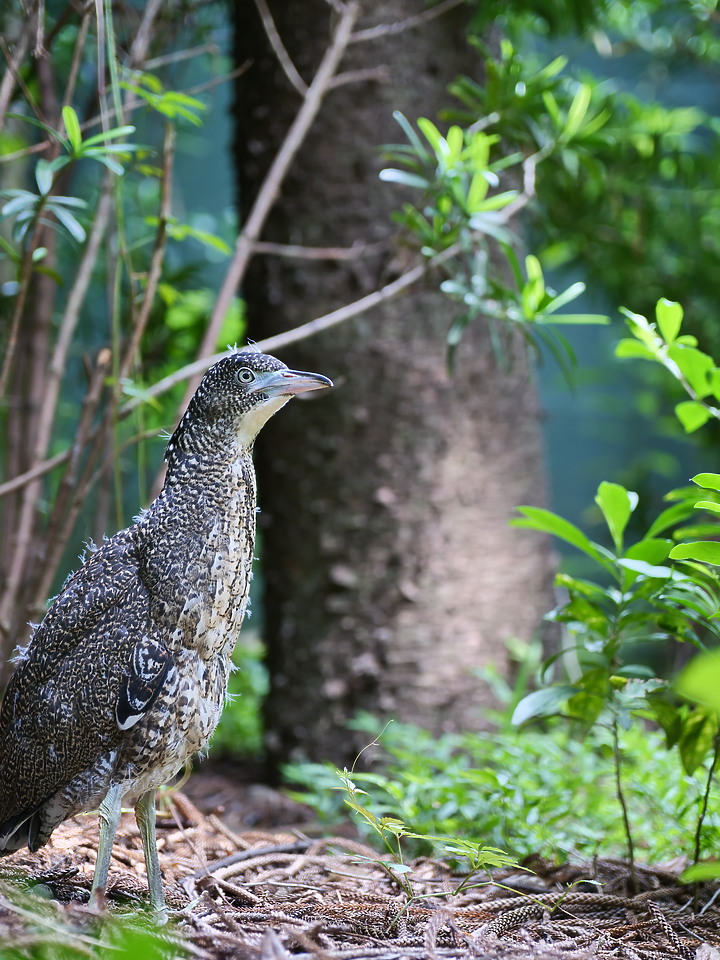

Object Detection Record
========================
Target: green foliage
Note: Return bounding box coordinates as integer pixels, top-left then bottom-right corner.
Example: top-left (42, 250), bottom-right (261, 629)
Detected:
top-left (381, 102), bottom-right (608, 366)
top-left (0, 880), bottom-right (182, 959)
top-left (284, 707), bottom-right (720, 864)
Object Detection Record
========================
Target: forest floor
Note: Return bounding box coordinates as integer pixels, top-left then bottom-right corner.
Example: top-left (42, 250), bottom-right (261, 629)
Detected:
top-left (0, 768), bottom-right (718, 960)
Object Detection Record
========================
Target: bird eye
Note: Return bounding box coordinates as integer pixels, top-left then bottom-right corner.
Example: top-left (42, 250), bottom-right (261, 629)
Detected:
top-left (235, 367), bottom-right (256, 384)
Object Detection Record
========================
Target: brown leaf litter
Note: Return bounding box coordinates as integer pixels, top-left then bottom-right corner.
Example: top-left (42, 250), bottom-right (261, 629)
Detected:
top-left (0, 779), bottom-right (718, 960)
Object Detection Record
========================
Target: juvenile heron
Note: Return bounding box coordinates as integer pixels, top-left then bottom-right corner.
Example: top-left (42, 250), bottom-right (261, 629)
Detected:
top-left (0, 350), bottom-right (332, 919)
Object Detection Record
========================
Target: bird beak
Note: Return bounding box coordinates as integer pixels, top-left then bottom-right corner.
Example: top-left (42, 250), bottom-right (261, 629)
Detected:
top-left (249, 368), bottom-right (334, 398)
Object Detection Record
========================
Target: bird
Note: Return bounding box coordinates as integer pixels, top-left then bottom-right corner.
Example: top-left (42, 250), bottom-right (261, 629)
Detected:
top-left (0, 349), bottom-right (332, 920)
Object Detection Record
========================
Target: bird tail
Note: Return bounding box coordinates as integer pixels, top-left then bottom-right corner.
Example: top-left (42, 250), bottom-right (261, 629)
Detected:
top-left (0, 807), bottom-right (41, 855)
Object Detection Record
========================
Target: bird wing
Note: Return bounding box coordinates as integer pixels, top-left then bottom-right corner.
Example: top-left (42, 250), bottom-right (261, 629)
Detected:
top-left (0, 528), bottom-right (170, 823)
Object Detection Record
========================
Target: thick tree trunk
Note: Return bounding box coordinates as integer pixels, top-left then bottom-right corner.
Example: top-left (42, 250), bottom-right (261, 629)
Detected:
top-left (233, 0), bottom-right (555, 768)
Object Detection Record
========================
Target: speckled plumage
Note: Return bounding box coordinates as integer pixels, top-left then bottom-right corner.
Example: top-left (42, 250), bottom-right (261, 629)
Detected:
top-left (0, 350), bottom-right (331, 916)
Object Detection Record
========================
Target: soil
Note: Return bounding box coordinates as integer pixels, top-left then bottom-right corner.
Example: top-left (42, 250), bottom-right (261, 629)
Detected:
top-left (0, 767), bottom-right (718, 960)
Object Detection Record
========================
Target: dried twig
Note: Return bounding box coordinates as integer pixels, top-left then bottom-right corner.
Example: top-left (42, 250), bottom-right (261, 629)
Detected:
top-left (253, 0), bottom-right (308, 96)
top-left (349, 0), bottom-right (466, 44)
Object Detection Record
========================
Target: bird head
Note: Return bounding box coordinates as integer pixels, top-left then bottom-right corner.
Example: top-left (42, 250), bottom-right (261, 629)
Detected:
top-left (166, 351), bottom-right (333, 464)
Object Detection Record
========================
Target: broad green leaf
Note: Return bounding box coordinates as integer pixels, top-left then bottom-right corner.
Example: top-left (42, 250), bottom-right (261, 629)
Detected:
top-left (512, 506), bottom-right (613, 568)
top-left (692, 473), bottom-right (720, 492)
top-left (646, 501), bottom-right (696, 537)
top-left (61, 105), bottom-right (82, 152)
top-left (595, 481), bottom-right (638, 553)
top-left (677, 708), bottom-right (718, 774)
top-left (655, 298), bottom-right (683, 343)
top-left (681, 863), bottom-right (720, 883)
top-left (617, 558), bottom-right (671, 578)
top-left (669, 541), bottom-right (720, 564)
top-left (511, 685), bottom-right (577, 725)
top-left (667, 345), bottom-right (714, 398)
top-left (695, 500), bottom-right (720, 516)
top-left (623, 538), bottom-right (672, 564)
top-left (677, 649), bottom-right (720, 711)
top-left (615, 340), bottom-right (656, 361)
top-left (674, 401), bottom-right (711, 433)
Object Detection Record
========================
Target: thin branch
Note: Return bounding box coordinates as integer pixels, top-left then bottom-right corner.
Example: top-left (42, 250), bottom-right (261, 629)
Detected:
top-left (253, 0), bottom-right (308, 96)
top-left (0, 17), bottom-right (33, 132)
top-left (186, 0), bottom-right (360, 406)
top-left (144, 42), bottom-right (221, 69)
top-left (62, 7), bottom-right (92, 107)
top-left (328, 66), bottom-right (390, 89)
top-left (252, 239), bottom-right (385, 260)
top-left (350, 0), bottom-right (466, 44)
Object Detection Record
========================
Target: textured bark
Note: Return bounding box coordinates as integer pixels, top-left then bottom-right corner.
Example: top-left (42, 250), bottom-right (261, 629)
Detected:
top-left (232, 0), bottom-right (556, 768)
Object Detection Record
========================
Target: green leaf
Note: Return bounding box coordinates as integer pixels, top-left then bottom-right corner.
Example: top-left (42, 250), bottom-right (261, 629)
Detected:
top-left (541, 313), bottom-right (609, 325)
top-left (692, 473), bottom-right (720, 492)
top-left (655, 298), bottom-right (683, 343)
top-left (61, 105), bottom-right (82, 152)
top-left (623, 538), bottom-right (672, 564)
top-left (669, 541), bottom-right (720, 564)
top-left (675, 401), bottom-right (711, 433)
top-left (595, 481), bottom-right (637, 553)
top-left (512, 506), bottom-right (614, 569)
top-left (617, 559), bottom-right (671, 578)
top-left (564, 83), bottom-right (592, 140)
top-left (681, 863), bottom-right (720, 883)
top-left (677, 649), bottom-right (720, 712)
top-left (677, 708), bottom-right (718, 774)
top-left (695, 500), bottom-right (720, 516)
top-left (378, 169), bottom-right (430, 189)
top-left (615, 340), bottom-right (656, 361)
top-left (511, 685), bottom-right (577, 725)
top-left (667, 345), bottom-right (714, 398)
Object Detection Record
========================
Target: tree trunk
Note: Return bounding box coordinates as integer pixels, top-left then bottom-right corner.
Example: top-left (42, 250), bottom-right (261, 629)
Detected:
top-left (232, 0), bottom-right (556, 768)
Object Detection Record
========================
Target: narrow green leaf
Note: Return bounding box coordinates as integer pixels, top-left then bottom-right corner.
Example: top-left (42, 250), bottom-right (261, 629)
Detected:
top-left (655, 298), bottom-right (683, 343)
top-left (617, 558), bottom-right (671, 578)
top-left (61, 105), bottom-right (82, 152)
top-left (669, 541), bottom-right (720, 564)
top-left (564, 83), bottom-right (592, 139)
top-left (541, 313), bottom-right (609, 325)
top-left (695, 500), bottom-right (720, 516)
top-left (378, 169), bottom-right (429, 189)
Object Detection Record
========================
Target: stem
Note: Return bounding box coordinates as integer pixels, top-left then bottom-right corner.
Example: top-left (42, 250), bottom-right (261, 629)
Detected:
top-left (611, 714), bottom-right (637, 891)
top-left (693, 729), bottom-right (720, 866)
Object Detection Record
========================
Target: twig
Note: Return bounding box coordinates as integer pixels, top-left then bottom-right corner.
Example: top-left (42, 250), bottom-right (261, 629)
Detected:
top-left (0, 17), bottom-right (33, 132)
top-left (693, 730), bottom-right (720, 866)
top-left (145, 42), bottom-right (221, 69)
top-left (328, 66), bottom-right (390, 89)
top-left (253, 0), bottom-right (308, 96)
top-left (188, 841), bottom-right (310, 879)
top-left (349, 0), bottom-right (466, 44)
top-left (63, 7), bottom-right (92, 107)
top-left (252, 239), bottom-right (384, 260)
top-left (187, 0), bottom-right (361, 405)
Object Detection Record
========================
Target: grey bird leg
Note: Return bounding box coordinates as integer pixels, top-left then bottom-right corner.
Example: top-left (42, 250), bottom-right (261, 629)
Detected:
top-left (90, 782), bottom-right (124, 910)
top-left (135, 789), bottom-right (167, 923)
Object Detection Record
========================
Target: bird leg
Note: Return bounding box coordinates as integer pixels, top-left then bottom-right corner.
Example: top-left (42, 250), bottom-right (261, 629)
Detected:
top-left (134, 788), bottom-right (167, 924)
top-left (90, 782), bottom-right (124, 911)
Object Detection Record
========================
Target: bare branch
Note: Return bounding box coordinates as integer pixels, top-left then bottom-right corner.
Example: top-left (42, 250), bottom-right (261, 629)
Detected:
top-left (252, 239), bottom-right (385, 260)
top-left (253, 0), bottom-right (308, 96)
top-left (0, 16), bottom-right (33, 131)
top-left (145, 43), bottom-right (221, 69)
top-left (187, 0), bottom-right (360, 404)
top-left (328, 66), bottom-right (390, 89)
top-left (350, 0), bottom-right (466, 44)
